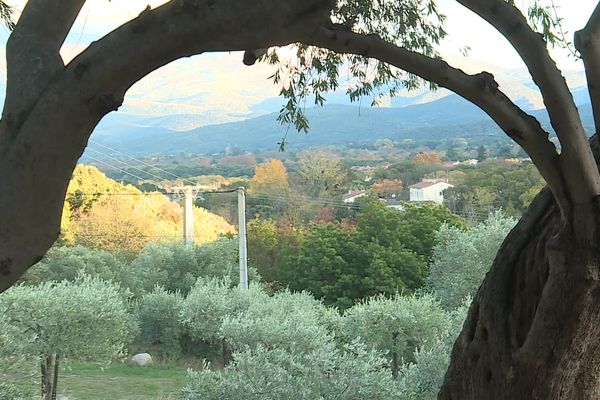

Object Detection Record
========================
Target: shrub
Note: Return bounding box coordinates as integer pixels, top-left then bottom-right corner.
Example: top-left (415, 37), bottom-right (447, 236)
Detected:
top-left (0, 382), bottom-right (26, 400)
top-left (136, 287), bottom-right (184, 356)
top-left (341, 294), bottom-right (449, 377)
top-left (427, 211), bottom-right (516, 308)
top-left (180, 340), bottom-right (395, 400)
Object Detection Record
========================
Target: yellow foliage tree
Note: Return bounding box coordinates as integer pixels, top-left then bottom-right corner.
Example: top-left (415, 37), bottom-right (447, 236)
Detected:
top-left (411, 152), bottom-right (442, 165)
top-left (248, 160), bottom-right (289, 194)
top-left (61, 165), bottom-right (235, 254)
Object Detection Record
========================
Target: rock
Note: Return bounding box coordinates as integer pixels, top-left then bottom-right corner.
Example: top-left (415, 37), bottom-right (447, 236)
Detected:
top-left (129, 353), bottom-right (153, 367)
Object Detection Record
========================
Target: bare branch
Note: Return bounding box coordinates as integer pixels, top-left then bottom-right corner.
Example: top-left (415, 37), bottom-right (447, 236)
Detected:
top-left (575, 3), bottom-right (600, 134)
top-left (310, 26), bottom-right (571, 211)
top-left (3, 0), bottom-right (87, 133)
top-left (456, 0), bottom-right (600, 204)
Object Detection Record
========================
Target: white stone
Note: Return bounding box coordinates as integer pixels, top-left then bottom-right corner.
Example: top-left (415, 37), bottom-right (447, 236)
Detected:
top-left (129, 353), bottom-right (153, 367)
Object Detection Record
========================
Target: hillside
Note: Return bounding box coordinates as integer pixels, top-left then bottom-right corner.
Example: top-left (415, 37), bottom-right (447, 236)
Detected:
top-left (88, 91), bottom-right (594, 157)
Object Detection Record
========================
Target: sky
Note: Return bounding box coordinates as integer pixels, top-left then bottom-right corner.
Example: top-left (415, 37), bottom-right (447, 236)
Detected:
top-left (2, 0), bottom-right (595, 69)
top-left (43, 0), bottom-right (600, 70)
top-left (0, 1), bottom-right (597, 122)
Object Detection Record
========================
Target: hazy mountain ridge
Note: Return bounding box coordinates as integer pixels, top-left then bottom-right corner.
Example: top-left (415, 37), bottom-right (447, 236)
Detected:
top-left (89, 90), bottom-right (594, 157)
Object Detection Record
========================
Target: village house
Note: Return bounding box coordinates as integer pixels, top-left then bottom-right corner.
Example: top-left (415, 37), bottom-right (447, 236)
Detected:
top-left (342, 189), bottom-right (367, 203)
top-left (408, 179), bottom-right (453, 204)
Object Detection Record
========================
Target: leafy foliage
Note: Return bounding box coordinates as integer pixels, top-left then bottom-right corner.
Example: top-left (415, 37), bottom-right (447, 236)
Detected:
top-left (258, 197), bottom-right (464, 308)
top-left (0, 277), bottom-right (135, 361)
top-left (123, 239), bottom-right (258, 297)
top-left (267, 0), bottom-right (446, 134)
top-left (428, 212), bottom-right (516, 308)
top-left (341, 294), bottom-right (449, 367)
top-left (221, 290), bottom-right (341, 354)
top-left (62, 165), bottom-right (235, 253)
top-left (444, 161), bottom-right (545, 217)
top-left (21, 245), bottom-right (126, 286)
top-left (181, 341), bottom-right (394, 400)
top-left (135, 287), bottom-right (184, 357)
top-left (248, 160), bottom-right (289, 194)
top-left (0, 383), bottom-right (26, 400)
top-left (397, 302), bottom-right (469, 400)
top-left (180, 277), bottom-right (269, 345)
top-left (294, 150), bottom-right (354, 197)
top-left (0, 277), bottom-right (135, 398)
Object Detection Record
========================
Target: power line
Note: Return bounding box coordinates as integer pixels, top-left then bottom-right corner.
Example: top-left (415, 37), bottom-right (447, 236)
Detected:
top-left (86, 147), bottom-right (169, 184)
top-left (86, 156), bottom-right (150, 184)
top-left (88, 140), bottom-right (197, 185)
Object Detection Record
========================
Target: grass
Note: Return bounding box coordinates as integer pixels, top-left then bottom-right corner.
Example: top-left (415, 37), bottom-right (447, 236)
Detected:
top-left (8, 360), bottom-right (191, 400)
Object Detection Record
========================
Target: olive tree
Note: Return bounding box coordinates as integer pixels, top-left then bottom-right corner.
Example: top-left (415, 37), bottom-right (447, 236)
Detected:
top-left (341, 294), bottom-right (451, 379)
top-left (427, 212), bottom-right (517, 309)
top-left (0, 277), bottom-right (135, 399)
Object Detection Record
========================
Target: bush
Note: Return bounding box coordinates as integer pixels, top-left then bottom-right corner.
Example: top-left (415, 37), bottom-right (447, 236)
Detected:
top-left (136, 287), bottom-right (184, 356)
top-left (220, 290), bottom-right (341, 354)
top-left (180, 277), bottom-right (268, 345)
top-left (427, 211), bottom-right (516, 308)
top-left (397, 302), bottom-right (469, 400)
top-left (21, 245), bottom-right (125, 285)
top-left (180, 340), bottom-right (395, 400)
top-left (341, 293), bottom-right (449, 377)
top-left (0, 276), bottom-right (136, 398)
top-left (124, 239), bottom-right (259, 297)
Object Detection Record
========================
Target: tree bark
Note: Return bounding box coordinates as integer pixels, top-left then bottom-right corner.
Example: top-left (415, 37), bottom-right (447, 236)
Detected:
top-left (41, 354), bottom-right (53, 400)
top-left (438, 136), bottom-right (600, 399)
top-left (51, 353), bottom-right (60, 400)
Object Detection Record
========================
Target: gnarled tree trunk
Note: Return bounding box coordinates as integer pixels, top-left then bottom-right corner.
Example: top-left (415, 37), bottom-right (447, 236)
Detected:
top-left (439, 135), bottom-right (600, 399)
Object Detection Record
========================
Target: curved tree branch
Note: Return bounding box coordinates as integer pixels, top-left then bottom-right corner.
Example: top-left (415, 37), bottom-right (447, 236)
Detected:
top-left (310, 26), bottom-right (570, 212)
top-left (456, 0), bottom-right (600, 207)
top-left (65, 0), bottom-right (333, 109)
top-left (3, 0), bottom-right (87, 127)
top-left (575, 3), bottom-right (600, 135)
top-left (0, 0), bottom-right (336, 292)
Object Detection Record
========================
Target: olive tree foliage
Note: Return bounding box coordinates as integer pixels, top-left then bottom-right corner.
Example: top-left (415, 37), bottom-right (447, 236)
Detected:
top-left (397, 302), bottom-right (469, 400)
top-left (123, 239), bottom-right (259, 297)
top-left (427, 212), bottom-right (517, 309)
top-left (179, 284), bottom-right (468, 400)
top-left (181, 342), bottom-right (395, 400)
top-left (0, 277), bottom-right (135, 399)
top-left (135, 286), bottom-right (184, 357)
top-left (220, 290), bottom-right (342, 354)
top-left (21, 244), bottom-right (126, 285)
top-left (0, 385), bottom-right (25, 400)
top-left (180, 278), bottom-right (391, 400)
top-left (340, 294), bottom-right (450, 377)
top-left (180, 277), bottom-right (269, 346)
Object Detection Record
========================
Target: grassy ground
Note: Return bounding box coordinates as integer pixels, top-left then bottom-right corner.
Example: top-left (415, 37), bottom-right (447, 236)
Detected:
top-left (9, 360), bottom-right (191, 400)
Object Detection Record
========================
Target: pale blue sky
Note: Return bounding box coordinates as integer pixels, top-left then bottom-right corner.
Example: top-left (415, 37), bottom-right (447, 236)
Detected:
top-left (4, 0), bottom-right (596, 71)
top-left (0, 1), bottom-right (596, 121)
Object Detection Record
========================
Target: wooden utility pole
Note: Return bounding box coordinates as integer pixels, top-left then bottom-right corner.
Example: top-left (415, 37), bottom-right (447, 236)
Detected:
top-left (237, 187), bottom-right (248, 289)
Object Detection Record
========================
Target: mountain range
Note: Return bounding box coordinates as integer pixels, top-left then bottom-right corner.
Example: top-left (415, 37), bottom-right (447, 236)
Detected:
top-left (88, 89), bottom-right (593, 157)
top-left (85, 56), bottom-right (592, 157)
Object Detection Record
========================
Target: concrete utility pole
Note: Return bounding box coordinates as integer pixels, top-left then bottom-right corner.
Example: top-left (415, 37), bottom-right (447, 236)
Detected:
top-left (173, 186), bottom-right (205, 245)
top-left (237, 187), bottom-right (248, 289)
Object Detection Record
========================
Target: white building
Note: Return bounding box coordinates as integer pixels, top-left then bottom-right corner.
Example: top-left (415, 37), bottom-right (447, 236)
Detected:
top-left (342, 190), bottom-right (367, 203)
top-left (409, 180), bottom-right (453, 204)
